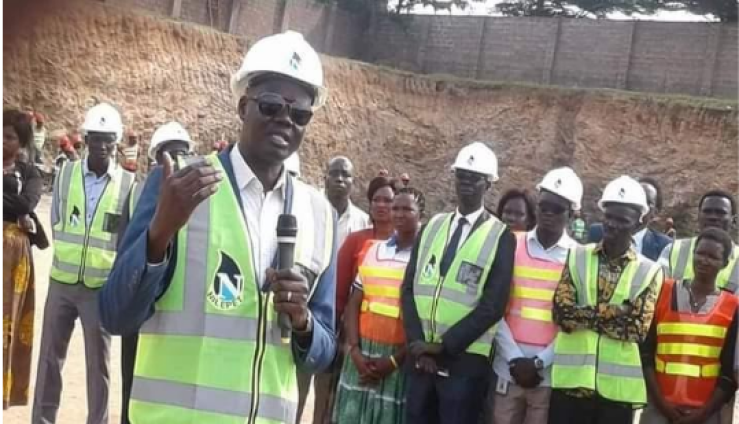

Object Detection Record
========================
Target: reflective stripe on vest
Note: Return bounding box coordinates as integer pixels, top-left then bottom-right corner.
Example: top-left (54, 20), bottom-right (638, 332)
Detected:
top-left (413, 213), bottom-right (505, 357)
top-left (130, 155), bottom-right (334, 424)
top-left (506, 232), bottom-right (563, 347)
top-left (50, 160), bottom-right (134, 288)
top-left (552, 244), bottom-right (662, 405)
top-left (358, 241), bottom-right (409, 345)
top-left (669, 238), bottom-right (739, 293)
top-left (654, 279), bottom-right (737, 407)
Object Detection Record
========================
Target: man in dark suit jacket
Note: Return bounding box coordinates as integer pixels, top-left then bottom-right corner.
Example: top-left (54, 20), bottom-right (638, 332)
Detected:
top-left (587, 177), bottom-right (670, 261)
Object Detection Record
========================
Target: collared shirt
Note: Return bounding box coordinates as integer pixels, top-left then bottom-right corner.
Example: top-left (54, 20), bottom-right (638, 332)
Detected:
top-left (337, 201), bottom-right (370, 248)
top-left (82, 158), bottom-right (116, 225)
top-left (448, 206), bottom-right (485, 249)
top-left (494, 229), bottom-right (577, 387)
top-left (33, 127), bottom-right (46, 151)
top-left (552, 243), bottom-right (662, 398)
top-left (230, 146), bottom-right (287, 286)
top-left (633, 227), bottom-right (648, 256)
top-left (353, 234), bottom-right (412, 291)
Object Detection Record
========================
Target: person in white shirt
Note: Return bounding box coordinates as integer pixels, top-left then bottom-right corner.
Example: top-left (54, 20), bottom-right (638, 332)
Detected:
top-left (325, 156), bottom-right (370, 247)
top-left (489, 167), bottom-right (584, 424)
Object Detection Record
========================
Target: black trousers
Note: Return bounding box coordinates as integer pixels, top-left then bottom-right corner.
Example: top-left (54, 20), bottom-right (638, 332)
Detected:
top-left (405, 365), bottom-right (490, 424)
top-left (120, 332), bottom-right (139, 424)
top-left (548, 390), bottom-right (634, 424)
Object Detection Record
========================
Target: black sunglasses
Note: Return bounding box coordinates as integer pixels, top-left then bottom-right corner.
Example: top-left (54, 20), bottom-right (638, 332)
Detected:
top-left (538, 201), bottom-right (567, 215)
top-left (248, 95), bottom-right (313, 126)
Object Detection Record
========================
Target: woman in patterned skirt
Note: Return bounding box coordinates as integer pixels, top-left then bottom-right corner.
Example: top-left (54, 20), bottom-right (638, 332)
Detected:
top-left (333, 187), bottom-right (424, 424)
top-left (3, 109), bottom-right (43, 408)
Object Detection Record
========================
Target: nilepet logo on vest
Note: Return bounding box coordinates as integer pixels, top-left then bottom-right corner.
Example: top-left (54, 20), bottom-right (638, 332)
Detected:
top-left (207, 252), bottom-right (245, 310)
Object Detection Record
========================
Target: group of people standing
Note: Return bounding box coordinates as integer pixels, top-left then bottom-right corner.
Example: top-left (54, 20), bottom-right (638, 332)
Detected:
top-left (3, 29), bottom-right (738, 424)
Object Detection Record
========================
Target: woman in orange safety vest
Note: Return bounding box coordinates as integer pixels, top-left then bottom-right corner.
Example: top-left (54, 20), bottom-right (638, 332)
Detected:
top-left (640, 228), bottom-right (738, 424)
top-left (332, 187), bottom-right (425, 424)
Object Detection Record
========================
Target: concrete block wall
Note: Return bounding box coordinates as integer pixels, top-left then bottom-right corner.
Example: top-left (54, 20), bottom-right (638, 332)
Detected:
top-left (552, 19), bottom-right (634, 89)
top-left (627, 22), bottom-right (709, 95)
top-left (480, 17), bottom-right (554, 83)
top-left (365, 14), bottom-right (738, 98)
top-left (101, 0), bottom-right (737, 98)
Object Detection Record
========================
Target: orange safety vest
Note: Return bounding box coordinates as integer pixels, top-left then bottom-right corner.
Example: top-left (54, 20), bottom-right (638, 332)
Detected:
top-left (506, 232), bottom-right (562, 346)
top-left (358, 241), bottom-right (407, 345)
top-left (655, 279), bottom-right (738, 407)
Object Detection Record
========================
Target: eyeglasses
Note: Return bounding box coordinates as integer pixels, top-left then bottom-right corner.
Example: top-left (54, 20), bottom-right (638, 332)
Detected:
top-left (248, 95), bottom-right (313, 126)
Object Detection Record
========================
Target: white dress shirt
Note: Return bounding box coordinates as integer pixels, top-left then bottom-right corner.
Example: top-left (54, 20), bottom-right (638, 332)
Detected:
top-left (633, 227), bottom-right (648, 256)
top-left (337, 201), bottom-right (370, 247)
top-left (231, 147), bottom-right (288, 286)
top-left (447, 206), bottom-right (485, 249)
top-left (81, 158), bottom-right (118, 225)
top-left (493, 228), bottom-right (577, 387)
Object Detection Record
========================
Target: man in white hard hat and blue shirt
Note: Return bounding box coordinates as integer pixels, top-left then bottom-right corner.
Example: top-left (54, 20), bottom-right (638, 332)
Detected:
top-left (401, 142), bottom-right (516, 423)
top-left (100, 31), bottom-right (338, 424)
top-left (115, 121), bottom-right (194, 424)
top-left (548, 176), bottom-right (664, 424)
top-left (489, 167), bottom-right (583, 424)
top-left (33, 103), bottom-right (135, 424)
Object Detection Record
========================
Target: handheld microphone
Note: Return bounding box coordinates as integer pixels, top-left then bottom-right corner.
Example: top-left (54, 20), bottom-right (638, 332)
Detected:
top-left (276, 214), bottom-right (298, 344)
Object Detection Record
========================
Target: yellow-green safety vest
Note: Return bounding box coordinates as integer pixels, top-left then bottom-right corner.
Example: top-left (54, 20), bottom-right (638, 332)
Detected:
top-left (50, 160), bottom-right (134, 288)
top-left (412, 212), bottom-right (506, 357)
top-left (551, 244), bottom-right (663, 405)
top-left (130, 155), bottom-right (334, 424)
top-left (668, 237), bottom-right (739, 293)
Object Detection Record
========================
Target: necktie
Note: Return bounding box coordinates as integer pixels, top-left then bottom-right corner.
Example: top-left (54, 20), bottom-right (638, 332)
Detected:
top-left (440, 216), bottom-right (468, 277)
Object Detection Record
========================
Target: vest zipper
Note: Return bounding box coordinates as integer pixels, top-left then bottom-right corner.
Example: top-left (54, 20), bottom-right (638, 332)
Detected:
top-left (247, 286), bottom-right (271, 423)
top-left (429, 218), bottom-right (453, 341)
top-left (429, 275), bottom-right (443, 341)
top-left (78, 176), bottom-right (111, 284)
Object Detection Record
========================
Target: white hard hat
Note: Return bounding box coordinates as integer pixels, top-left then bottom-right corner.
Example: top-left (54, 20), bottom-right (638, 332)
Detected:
top-left (537, 167), bottom-right (584, 211)
top-left (230, 31), bottom-right (327, 109)
top-left (148, 122), bottom-right (193, 161)
top-left (284, 152), bottom-right (301, 177)
top-left (598, 175), bottom-right (649, 220)
top-left (82, 103), bottom-right (123, 143)
top-left (451, 142), bottom-right (499, 181)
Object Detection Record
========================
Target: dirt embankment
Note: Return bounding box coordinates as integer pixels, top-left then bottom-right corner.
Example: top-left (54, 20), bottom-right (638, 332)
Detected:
top-left (5, 1), bottom-right (737, 232)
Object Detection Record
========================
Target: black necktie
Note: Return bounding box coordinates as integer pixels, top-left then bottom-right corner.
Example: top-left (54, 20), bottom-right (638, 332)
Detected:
top-left (440, 217), bottom-right (468, 277)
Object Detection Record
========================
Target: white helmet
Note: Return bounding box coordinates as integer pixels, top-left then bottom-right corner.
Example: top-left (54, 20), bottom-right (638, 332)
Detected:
top-left (82, 103), bottom-right (123, 143)
top-left (451, 142), bottom-right (499, 181)
top-left (230, 31), bottom-right (327, 109)
top-left (598, 176), bottom-right (649, 220)
top-left (148, 122), bottom-right (193, 161)
top-left (537, 167), bottom-right (584, 211)
top-left (284, 152), bottom-right (301, 177)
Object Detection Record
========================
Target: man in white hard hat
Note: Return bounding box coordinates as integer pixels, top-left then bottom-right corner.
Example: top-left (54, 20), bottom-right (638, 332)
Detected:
top-left (33, 103), bottom-right (135, 424)
top-left (548, 176), bottom-right (664, 424)
top-left (588, 176), bottom-right (671, 261)
top-left (114, 121), bottom-right (194, 424)
top-left (489, 167), bottom-right (583, 424)
top-left (401, 142), bottom-right (516, 423)
top-left (100, 31), bottom-right (338, 424)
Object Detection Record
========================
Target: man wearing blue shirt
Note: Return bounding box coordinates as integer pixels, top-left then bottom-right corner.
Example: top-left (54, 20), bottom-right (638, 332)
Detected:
top-left (99, 31), bottom-right (338, 424)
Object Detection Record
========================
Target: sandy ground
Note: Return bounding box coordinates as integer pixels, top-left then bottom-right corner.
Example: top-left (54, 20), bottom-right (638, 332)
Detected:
top-left (4, 195), bottom-right (735, 423)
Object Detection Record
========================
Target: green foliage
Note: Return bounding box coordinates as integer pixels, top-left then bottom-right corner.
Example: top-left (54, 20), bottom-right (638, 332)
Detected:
top-left (495, 0), bottom-right (737, 21)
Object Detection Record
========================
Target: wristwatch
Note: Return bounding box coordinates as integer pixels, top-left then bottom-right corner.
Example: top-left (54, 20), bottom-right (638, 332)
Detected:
top-left (534, 356), bottom-right (544, 370)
